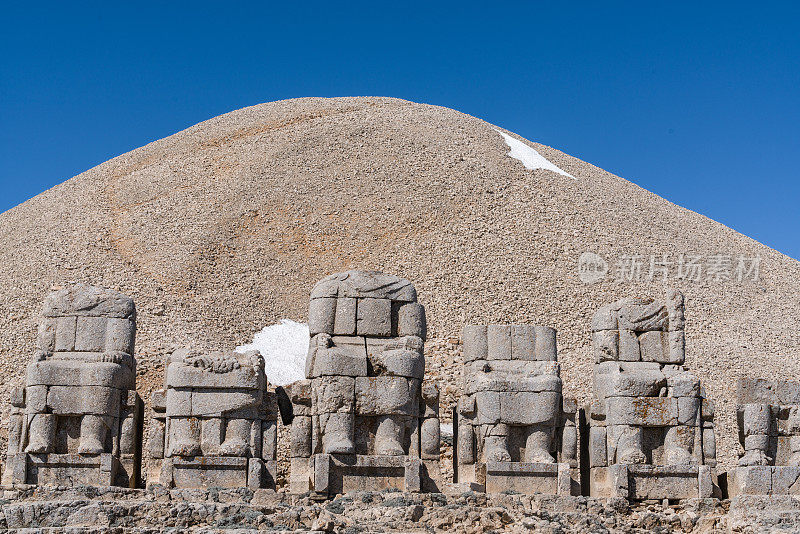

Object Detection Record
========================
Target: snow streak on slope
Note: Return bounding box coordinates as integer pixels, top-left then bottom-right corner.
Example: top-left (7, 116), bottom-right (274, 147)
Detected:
top-left (236, 319), bottom-right (310, 386)
top-left (495, 128), bottom-right (574, 179)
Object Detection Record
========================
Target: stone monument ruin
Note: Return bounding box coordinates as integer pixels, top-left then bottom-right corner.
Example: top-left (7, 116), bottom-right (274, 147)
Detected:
top-left (727, 378), bottom-right (800, 495)
top-left (3, 284), bottom-right (142, 488)
top-left (285, 270), bottom-right (440, 498)
top-left (147, 348), bottom-right (277, 489)
top-left (454, 324), bottom-right (578, 494)
top-left (584, 290), bottom-right (718, 500)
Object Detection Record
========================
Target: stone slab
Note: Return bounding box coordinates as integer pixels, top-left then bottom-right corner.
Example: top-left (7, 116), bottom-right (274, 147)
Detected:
top-left (46, 385), bottom-right (122, 415)
top-left (21, 453), bottom-right (117, 487)
top-left (591, 464), bottom-right (713, 500)
top-left (308, 297), bottom-right (336, 335)
top-left (534, 326), bottom-right (557, 362)
top-left (311, 376), bottom-right (355, 414)
top-left (166, 363), bottom-right (263, 389)
top-left (334, 297), bottom-right (357, 335)
top-left (309, 453), bottom-right (437, 496)
top-left (510, 325), bottom-right (536, 360)
top-left (605, 396), bottom-right (678, 426)
top-left (105, 318), bottom-right (136, 354)
top-left (728, 466), bottom-right (800, 496)
top-left (487, 325), bottom-right (512, 360)
top-left (354, 376), bottom-right (420, 416)
top-left (190, 390), bottom-right (261, 417)
top-left (167, 456), bottom-right (250, 489)
top-left (310, 271), bottom-right (417, 302)
top-left (465, 374), bottom-right (562, 395)
top-left (356, 298), bottom-right (392, 337)
top-left (463, 325), bottom-right (488, 362)
top-left (737, 378), bottom-right (800, 406)
top-left (75, 316), bottom-right (108, 352)
top-left (27, 360), bottom-right (134, 390)
top-left (594, 361), bottom-right (665, 400)
top-left (311, 340), bottom-right (369, 378)
top-left (485, 461), bottom-right (572, 495)
top-left (397, 303), bottom-right (426, 339)
top-left (593, 330), bottom-right (618, 362)
top-left (42, 285), bottom-right (135, 319)
top-left (366, 338), bottom-right (424, 379)
top-left (498, 391), bottom-right (561, 425)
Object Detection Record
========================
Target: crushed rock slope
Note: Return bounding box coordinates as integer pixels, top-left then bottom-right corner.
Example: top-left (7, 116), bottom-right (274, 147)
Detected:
top-left (0, 96), bottom-right (798, 470)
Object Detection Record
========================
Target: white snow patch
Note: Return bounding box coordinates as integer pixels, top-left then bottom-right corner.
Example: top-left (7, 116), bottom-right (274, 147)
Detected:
top-left (494, 128), bottom-right (574, 179)
top-left (236, 319), bottom-right (310, 386)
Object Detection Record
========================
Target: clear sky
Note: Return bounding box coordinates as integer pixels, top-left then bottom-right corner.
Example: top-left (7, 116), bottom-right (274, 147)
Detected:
top-left (2, 2), bottom-right (798, 259)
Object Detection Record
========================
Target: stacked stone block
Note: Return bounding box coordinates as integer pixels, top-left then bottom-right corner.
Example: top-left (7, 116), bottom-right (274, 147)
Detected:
top-left (147, 348), bottom-right (277, 489)
top-left (727, 378), bottom-right (800, 495)
top-left (585, 290), bottom-right (718, 500)
top-left (455, 324), bottom-right (578, 495)
top-left (3, 285), bottom-right (142, 488)
top-left (287, 270), bottom-right (440, 498)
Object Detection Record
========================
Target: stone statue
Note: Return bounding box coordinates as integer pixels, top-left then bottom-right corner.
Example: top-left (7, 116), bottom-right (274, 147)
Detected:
top-left (286, 270), bottom-right (440, 497)
top-left (3, 284), bottom-right (142, 488)
top-left (147, 348), bottom-right (277, 489)
top-left (455, 324), bottom-right (577, 494)
top-left (585, 290), bottom-right (718, 500)
top-left (728, 378), bottom-right (800, 495)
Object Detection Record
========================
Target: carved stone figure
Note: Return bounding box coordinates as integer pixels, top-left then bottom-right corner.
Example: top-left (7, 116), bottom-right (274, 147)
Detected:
top-left (3, 284), bottom-right (142, 488)
top-left (585, 290), bottom-right (718, 500)
top-left (147, 348), bottom-right (277, 489)
top-left (728, 378), bottom-right (800, 495)
top-left (455, 325), bottom-right (578, 494)
top-left (286, 270), bottom-right (440, 497)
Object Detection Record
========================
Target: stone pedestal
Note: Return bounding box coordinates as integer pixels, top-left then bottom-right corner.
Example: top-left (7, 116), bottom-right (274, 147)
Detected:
top-left (158, 456), bottom-right (277, 490)
top-left (590, 464), bottom-right (715, 500)
top-left (291, 453), bottom-right (439, 498)
top-left (484, 461), bottom-right (573, 495)
top-left (728, 466), bottom-right (800, 496)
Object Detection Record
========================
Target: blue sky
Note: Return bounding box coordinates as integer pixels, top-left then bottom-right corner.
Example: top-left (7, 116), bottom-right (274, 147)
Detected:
top-left (2, 2), bottom-right (798, 259)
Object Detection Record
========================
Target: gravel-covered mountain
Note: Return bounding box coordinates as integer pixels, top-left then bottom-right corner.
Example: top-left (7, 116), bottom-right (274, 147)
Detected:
top-left (1, 96), bottom-right (797, 468)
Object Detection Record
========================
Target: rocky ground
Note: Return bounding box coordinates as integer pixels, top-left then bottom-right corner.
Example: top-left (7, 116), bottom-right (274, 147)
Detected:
top-left (0, 486), bottom-right (739, 533)
top-left (6, 485), bottom-right (800, 533)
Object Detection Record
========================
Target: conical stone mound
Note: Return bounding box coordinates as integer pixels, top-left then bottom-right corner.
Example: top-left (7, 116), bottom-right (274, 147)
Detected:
top-left (1, 96), bottom-right (798, 468)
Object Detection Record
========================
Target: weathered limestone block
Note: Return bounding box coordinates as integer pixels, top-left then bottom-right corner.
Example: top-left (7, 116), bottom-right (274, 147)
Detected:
top-left (729, 378), bottom-right (800, 495)
top-left (590, 464), bottom-right (715, 500)
top-left (584, 290), bottom-right (718, 501)
top-left (286, 270), bottom-right (440, 498)
top-left (308, 335), bottom-right (369, 378)
top-left (456, 323), bottom-right (578, 495)
top-left (147, 348), bottom-right (276, 490)
top-left (2, 284), bottom-right (142, 489)
top-left (355, 376), bottom-right (421, 416)
top-left (366, 336), bottom-right (425, 378)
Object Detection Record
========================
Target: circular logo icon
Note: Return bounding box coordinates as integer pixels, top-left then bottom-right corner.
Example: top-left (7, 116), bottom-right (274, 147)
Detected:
top-left (578, 252), bottom-right (608, 283)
